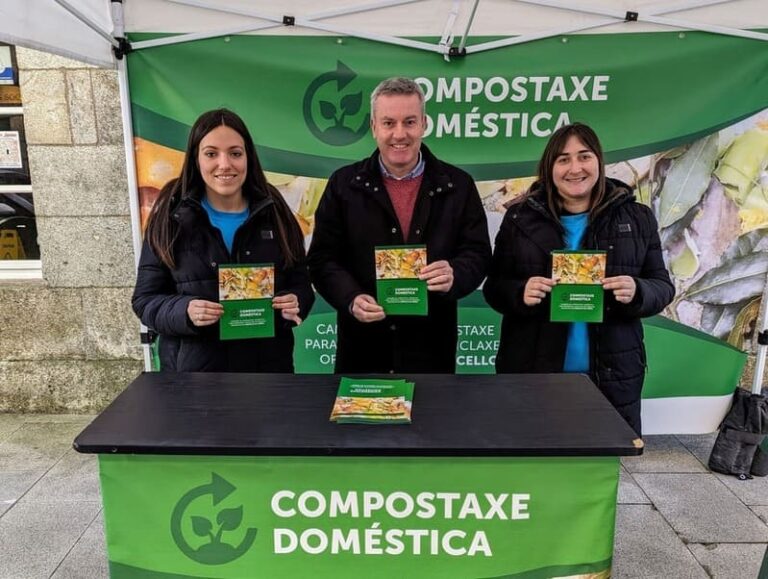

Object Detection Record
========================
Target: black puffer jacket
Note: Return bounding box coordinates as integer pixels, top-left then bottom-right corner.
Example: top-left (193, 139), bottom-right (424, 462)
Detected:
top-left (132, 192), bottom-right (314, 372)
top-left (308, 145), bottom-right (491, 373)
top-left (483, 179), bottom-right (674, 434)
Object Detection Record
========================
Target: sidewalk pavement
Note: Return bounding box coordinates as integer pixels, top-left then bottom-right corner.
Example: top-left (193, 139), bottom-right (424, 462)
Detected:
top-left (0, 414), bottom-right (766, 579)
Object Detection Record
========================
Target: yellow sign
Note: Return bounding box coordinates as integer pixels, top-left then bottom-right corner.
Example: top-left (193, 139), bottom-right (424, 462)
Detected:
top-left (0, 229), bottom-right (25, 260)
top-left (0, 85), bottom-right (21, 105)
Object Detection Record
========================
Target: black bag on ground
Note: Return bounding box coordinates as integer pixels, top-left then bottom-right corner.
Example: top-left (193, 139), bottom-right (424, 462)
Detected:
top-left (752, 439), bottom-right (768, 477)
top-left (708, 388), bottom-right (768, 479)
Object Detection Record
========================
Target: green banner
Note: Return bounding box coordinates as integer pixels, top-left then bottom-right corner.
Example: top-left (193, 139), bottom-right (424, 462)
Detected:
top-left (126, 32), bottom-right (768, 179)
top-left (456, 293), bottom-right (502, 374)
top-left (100, 454), bottom-right (619, 578)
top-left (291, 293), bottom-right (745, 399)
top-left (125, 30), bottom-right (756, 431)
top-left (642, 315), bottom-right (746, 398)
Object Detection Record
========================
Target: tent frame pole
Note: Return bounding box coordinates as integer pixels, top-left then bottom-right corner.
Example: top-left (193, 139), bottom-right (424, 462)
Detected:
top-left (458, 0), bottom-right (481, 54)
top-left (131, 0), bottom-right (768, 56)
top-left (438, 0), bottom-right (462, 59)
top-left (513, 0), bottom-right (768, 42)
top-left (137, 0), bottom-right (445, 55)
top-left (112, 0), bottom-right (153, 372)
top-left (135, 0), bottom-right (425, 50)
top-left (54, 0), bottom-right (120, 47)
top-left (468, 0), bottom-right (766, 53)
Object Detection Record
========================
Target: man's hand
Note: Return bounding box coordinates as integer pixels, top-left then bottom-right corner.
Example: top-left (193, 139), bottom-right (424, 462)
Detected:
top-left (351, 294), bottom-right (386, 323)
top-left (602, 276), bottom-right (637, 304)
top-left (523, 276), bottom-right (555, 306)
top-left (419, 260), bottom-right (454, 293)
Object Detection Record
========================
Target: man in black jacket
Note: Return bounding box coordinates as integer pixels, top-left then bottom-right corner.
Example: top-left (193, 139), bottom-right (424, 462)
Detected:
top-left (308, 77), bottom-right (491, 373)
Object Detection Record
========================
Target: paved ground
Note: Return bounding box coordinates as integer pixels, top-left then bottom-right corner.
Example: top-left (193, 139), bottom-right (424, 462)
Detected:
top-left (0, 414), bottom-right (766, 578)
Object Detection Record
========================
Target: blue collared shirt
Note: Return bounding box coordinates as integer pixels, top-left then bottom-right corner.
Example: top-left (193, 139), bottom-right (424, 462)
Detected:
top-left (378, 151), bottom-right (425, 181)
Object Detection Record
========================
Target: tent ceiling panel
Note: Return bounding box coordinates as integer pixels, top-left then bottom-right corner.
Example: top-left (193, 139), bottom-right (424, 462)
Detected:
top-left (124, 0), bottom-right (768, 36)
top-left (125, 0), bottom-right (464, 36)
top-left (0, 0), bottom-right (766, 67)
top-left (0, 0), bottom-right (113, 67)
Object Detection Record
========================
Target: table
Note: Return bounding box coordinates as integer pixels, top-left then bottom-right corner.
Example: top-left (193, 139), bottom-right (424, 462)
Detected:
top-left (75, 372), bottom-right (641, 578)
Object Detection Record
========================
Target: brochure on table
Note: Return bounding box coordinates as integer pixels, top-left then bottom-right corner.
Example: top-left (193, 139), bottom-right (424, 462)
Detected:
top-left (330, 377), bottom-right (414, 424)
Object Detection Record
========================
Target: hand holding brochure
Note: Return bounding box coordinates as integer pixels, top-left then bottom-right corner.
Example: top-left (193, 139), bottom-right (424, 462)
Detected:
top-left (218, 264), bottom-right (275, 340)
top-left (550, 251), bottom-right (606, 323)
top-left (330, 378), bottom-right (414, 424)
top-left (375, 245), bottom-right (428, 316)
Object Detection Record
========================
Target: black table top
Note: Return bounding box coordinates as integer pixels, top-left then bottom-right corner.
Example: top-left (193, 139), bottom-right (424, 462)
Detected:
top-left (73, 372), bottom-right (642, 457)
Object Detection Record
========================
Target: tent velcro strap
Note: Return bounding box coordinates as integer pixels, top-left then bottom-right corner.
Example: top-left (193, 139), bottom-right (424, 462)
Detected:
top-left (140, 330), bottom-right (157, 344)
top-left (724, 428), bottom-right (765, 445)
top-left (283, 15), bottom-right (295, 26)
top-left (758, 330), bottom-right (768, 345)
top-left (625, 11), bottom-right (639, 22)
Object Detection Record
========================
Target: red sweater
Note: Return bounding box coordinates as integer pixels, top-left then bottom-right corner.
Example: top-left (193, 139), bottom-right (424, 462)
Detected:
top-left (383, 174), bottom-right (423, 240)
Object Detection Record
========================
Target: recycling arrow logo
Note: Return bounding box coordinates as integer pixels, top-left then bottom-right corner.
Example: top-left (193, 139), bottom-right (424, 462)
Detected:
top-left (302, 60), bottom-right (370, 146)
top-left (170, 473), bottom-right (258, 565)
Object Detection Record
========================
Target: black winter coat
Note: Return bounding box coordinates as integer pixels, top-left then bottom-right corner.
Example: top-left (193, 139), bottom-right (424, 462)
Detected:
top-left (132, 193), bottom-right (314, 372)
top-left (483, 179), bottom-right (674, 434)
top-left (308, 146), bottom-right (491, 373)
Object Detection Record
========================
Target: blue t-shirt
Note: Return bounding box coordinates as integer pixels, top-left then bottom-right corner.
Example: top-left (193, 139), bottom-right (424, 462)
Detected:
top-left (560, 212), bottom-right (590, 373)
top-left (201, 196), bottom-right (249, 255)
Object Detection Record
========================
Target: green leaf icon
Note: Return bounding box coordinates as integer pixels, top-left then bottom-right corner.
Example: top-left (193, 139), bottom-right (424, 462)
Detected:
top-left (319, 101), bottom-right (336, 120)
top-left (217, 506), bottom-right (243, 531)
top-left (191, 516), bottom-right (212, 537)
top-left (341, 92), bottom-right (362, 116)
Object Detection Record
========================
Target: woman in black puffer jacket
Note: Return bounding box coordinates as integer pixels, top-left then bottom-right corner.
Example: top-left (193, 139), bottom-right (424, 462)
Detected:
top-left (484, 123), bottom-right (674, 435)
top-left (132, 109), bottom-right (313, 372)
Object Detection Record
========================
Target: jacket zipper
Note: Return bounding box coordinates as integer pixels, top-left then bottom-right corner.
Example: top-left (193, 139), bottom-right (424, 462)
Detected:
top-left (233, 197), bottom-right (274, 262)
top-left (185, 196), bottom-right (274, 263)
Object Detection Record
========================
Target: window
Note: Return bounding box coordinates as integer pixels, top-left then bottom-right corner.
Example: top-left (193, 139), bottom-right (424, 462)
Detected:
top-left (0, 45), bottom-right (41, 280)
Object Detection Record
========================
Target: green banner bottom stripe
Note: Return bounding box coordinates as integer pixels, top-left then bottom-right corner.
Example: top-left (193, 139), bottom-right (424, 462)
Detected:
top-left (110, 559), bottom-right (611, 579)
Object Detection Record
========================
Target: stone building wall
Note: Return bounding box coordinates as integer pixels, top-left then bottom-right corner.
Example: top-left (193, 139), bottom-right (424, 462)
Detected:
top-left (0, 48), bottom-right (142, 412)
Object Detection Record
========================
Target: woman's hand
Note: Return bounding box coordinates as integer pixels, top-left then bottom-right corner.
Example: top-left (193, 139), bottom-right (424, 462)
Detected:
top-left (602, 276), bottom-right (636, 304)
top-left (187, 299), bottom-right (224, 327)
top-left (273, 293), bottom-right (303, 325)
top-left (523, 276), bottom-right (555, 306)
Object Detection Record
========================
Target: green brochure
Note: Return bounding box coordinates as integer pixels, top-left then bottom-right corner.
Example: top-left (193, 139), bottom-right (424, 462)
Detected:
top-left (330, 378), bottom-right (414, 424)
top-left (218, 264), bottom-right (275, 340)
top-left (375, 245), bottom-right (428, 316)
top-left (550, 250), bottom-right (606, 323)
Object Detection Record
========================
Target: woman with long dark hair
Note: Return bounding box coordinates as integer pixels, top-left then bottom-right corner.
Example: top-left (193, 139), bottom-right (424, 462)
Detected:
top-left (484, 123), bottom-right (674, 435)
top-left (133, 109), bottom-right (313, 372)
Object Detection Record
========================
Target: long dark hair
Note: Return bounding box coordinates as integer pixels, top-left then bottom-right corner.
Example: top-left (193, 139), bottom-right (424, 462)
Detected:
top-left (144, 109), bottom-right (304, 269)
top-left (536, 122), bottom-right (607, 218)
